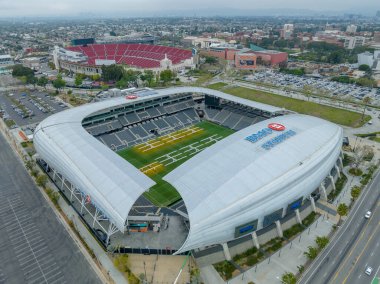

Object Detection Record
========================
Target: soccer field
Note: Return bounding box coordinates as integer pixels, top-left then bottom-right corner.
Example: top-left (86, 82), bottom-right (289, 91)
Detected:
top-left (118, 121), bottom-right (234, 207)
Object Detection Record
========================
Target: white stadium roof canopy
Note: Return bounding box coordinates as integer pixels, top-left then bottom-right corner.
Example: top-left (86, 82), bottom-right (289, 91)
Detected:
top-left (164, 114), bottom-right (342, 253)
top-left (34, 87), bottom-right (342, 253)
top-left (34, 87), bottom-right (281, 232)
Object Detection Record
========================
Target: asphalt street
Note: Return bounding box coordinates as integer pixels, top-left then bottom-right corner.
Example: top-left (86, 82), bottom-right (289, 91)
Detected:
top-left (299, 169), bottom-right (380, 284)
top-left (0, 132), bottom-right (101, 284)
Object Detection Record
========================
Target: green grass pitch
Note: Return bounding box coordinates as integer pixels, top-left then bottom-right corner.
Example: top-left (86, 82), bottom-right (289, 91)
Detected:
top-left (118, 121), bottom-right (234, 207)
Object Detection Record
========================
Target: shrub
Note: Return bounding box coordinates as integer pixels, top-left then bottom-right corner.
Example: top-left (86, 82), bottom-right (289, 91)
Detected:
top-left (303, 212), bottom-right (317, 227)
top-left (304, 246), bottom-right (319, 260)
top-left (114, 254), bottom-right (130, 273)
top-left (315, 236), bottom-right (329, 250)
top-left (283, 224), bottom-right (303, 239)
top-left (348, 168), bottom-right (363, 176)
top-left (127, 273), bottom-right (140, 284)
top-left (213, 261), bottom-right (236, 280)
top-left (36, 174), bottom-right (48, 188)
top-left (281, 272), bottom-right (297, 284)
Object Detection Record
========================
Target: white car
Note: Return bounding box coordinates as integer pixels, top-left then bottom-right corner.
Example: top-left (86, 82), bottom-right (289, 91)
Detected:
top-left (365, 211), bottom-right (372, 219)
top-left (365, 266), bottom-right (373, 276)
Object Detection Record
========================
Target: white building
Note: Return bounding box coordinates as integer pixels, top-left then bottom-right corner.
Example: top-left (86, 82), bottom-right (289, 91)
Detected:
top-left (0, 54), bottom-right (14, 66)
top-left (358, 50), bottom-right (380, 72)
top-left (0, 54), bottom-right (14, 74)
top-left (358, 51), bottom-right (375, 67)
top-left (282, 24), bottom-right (294, 40)
top-left (344, 36), bottom-right (366, 49)
top-left (346, 24), bottom-right (357, 33)
top-left (52, 46), bottom-right (88, 69)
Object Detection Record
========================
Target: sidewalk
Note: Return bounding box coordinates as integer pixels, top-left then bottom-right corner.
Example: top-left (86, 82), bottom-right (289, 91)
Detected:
top-left (200, 166), bottom-right (359, 284)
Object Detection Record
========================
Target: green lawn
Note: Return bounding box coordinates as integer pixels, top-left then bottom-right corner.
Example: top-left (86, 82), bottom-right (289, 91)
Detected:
top-left (208, 84), bottom-right (371, 128)
top-left (118, 121), bottom-right (234, 206)
top-left (207, 82), bottom-right (228, 90)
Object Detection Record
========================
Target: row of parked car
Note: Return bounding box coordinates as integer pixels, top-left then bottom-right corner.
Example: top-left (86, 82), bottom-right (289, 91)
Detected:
top-left (245, 71), bottom-right (379, 103)
top-left (8, 94), bottom-right (34, 119)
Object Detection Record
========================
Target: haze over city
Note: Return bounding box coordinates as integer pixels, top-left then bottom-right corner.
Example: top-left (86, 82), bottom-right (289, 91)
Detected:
top-left (0, 0), bottom-right (379, 17)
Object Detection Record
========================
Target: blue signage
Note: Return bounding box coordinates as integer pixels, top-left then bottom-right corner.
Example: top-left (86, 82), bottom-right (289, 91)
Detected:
top-left (245, 128), bottom-right (273, 143)
top-left (239, 225), bottom-right (254, 234)
top-left (261, 130), bottom-right (296, 150)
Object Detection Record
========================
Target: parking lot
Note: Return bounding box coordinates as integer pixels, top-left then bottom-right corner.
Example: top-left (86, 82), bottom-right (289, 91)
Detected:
top-left (0, 132), bottom-right (101, 284)
top-left (245, 71), bottom-right (380, 105)
top-left (0, 195), bottom-right (65, 284)
top-left (0, 91), bottom-right (68, 128)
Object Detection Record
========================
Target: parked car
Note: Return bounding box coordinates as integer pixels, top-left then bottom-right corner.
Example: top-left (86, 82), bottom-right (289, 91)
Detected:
top-left (365, 266), bottom-right (373, 276)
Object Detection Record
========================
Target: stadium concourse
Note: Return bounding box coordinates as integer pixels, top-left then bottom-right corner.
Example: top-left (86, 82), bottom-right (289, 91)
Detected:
top-left (33, 87), bottom-right (343, 259)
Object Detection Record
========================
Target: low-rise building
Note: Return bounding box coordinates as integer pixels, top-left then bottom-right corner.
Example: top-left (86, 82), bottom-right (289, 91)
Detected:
top-left (344, 36), bottom-right (366, 49)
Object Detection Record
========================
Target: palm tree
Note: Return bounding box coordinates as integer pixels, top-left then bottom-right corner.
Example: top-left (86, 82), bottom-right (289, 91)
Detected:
top-left (361, 97), bottom-right (372, 121)
top-left (337, 203), bottom-right (348, 223)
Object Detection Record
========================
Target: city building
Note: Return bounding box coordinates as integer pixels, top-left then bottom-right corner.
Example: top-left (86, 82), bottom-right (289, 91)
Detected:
top-left (234, 50), bottom-right (257, 70)
top-left (20, 57), bottom-right (46, 70)
top-left (358, 50), bottom-right (380, 72)
top-left (344, 36), bottom-right (365, 49)
top-left (204, 44), bottom-right (287, 67)
top-left (96, 34), bottom-right (156, 45)
top-left (346, 24), bottom-right (357, 33)
top-left (182, 36), bottom-right (226, 48)
top-left (281, 24), bottom-right (294, 40)
top-left (374, 32), bottom-right (380, 43)
top-left (0, 54), bottom-right (14, 74)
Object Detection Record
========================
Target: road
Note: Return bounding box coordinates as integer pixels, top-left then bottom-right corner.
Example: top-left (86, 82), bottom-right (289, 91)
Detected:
top-left (0, 132), bottom-right (102, 284)
top-left (299, 169), bottom-right (380, 284)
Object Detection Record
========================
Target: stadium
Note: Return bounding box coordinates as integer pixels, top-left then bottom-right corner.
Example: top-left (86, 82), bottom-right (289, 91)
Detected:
top-left (52, 44), bottom-right (194, 75)
top-left (34, 87), bottom-right (343, 259)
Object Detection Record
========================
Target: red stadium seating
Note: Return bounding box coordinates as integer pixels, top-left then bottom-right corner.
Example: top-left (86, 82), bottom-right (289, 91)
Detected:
top-left (66, 44), bottom-right (192, 69)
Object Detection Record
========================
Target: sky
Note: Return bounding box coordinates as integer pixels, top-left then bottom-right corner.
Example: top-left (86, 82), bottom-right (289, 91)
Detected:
top-left (0, 0), bottom-right (379, 17)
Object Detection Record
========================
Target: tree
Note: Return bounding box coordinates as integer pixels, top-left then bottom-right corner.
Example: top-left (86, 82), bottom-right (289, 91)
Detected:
top-left (304, 246), bottom-right (319, 260)
top-left (303, 85), bottom-right (314, 101)
top-left (358, 64), bottom-right (371, 72)
top-left (12, 64), bottom-right (34, 78)
top-left (205, 56), bottom-right (217, 64)
top-left (91, 74), bottom-right (101, 81)
top-left (362, 96), bottom-right (372, 121)
top-left (281, 272), bottom-right (297, 284)
top-left (101, 64), bottom-right (124, 81)
top-left (351, 186), bottom-right (361, 200)
top-left (74, 74), bottom-right (83, 87)
top-left (337, 203), bottom-right (348, 222)
top-left (37, 76), bottom-right (49, 89)
top-left (36, 174), bottom-right (48, 189)
top-left (327, 51), bottom-right (344, 64)
top-left (160, 69), bottom-right (173, 84)
top-left (27, 75), bottom-right (38, 89)
top-left (315, 236), bottom-right (329, 250)
top-left (53, 75), bottom-right (66, 91)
